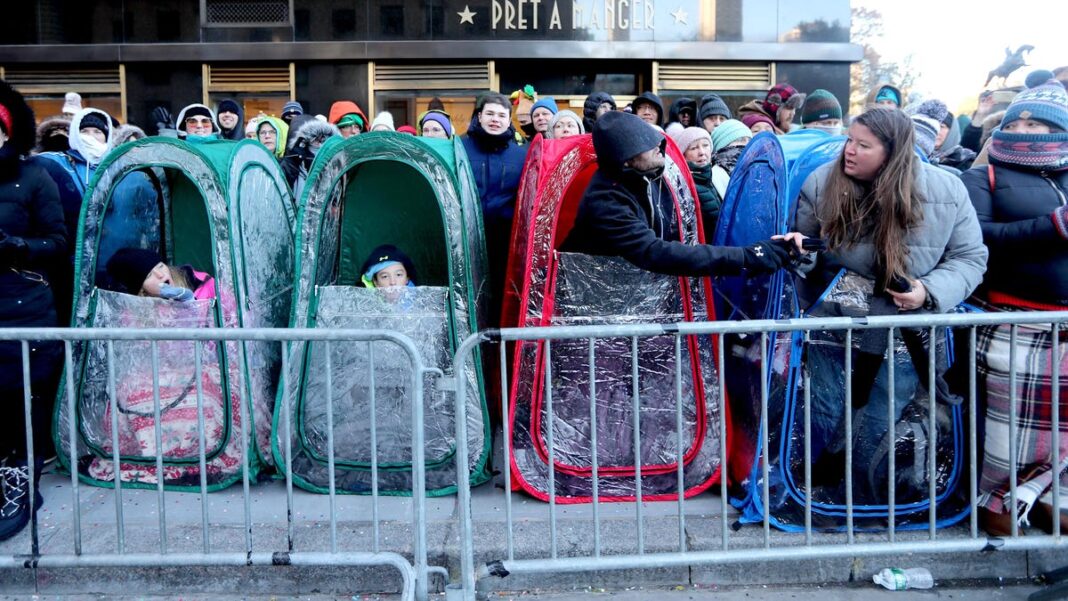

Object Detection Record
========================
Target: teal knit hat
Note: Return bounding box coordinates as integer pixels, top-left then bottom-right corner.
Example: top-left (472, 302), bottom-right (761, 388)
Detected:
top-left (801, 89), bottom-right (843, 125)
top-left (710, 119), bottom-right (751, 152)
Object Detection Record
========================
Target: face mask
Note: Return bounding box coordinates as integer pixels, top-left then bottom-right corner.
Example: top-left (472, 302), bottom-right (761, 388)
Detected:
top-left (185, 133), bottom-right (218, 144)
top-left (810, 124), bottom-right (843, 136)
top-left (79, 133), bottom-right (109, 164)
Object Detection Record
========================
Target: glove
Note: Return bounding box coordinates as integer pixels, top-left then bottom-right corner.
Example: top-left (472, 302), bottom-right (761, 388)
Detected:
top-left (159, 284), bottom-right (195, 302)
top-left (741, 239), bottom-right (792, 273)
top-left (151, 106), bottom-right (174, 133)
top-left (1052, 205), bottom-right (1068, 240)
top-left (0, 230), bottom-right (29, 267)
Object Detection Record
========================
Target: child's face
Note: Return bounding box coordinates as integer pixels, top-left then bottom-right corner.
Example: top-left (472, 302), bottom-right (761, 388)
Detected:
top-left (373, 263), bottom-right (409, 288)
top-left (141, 262), bottom-right (173, 296)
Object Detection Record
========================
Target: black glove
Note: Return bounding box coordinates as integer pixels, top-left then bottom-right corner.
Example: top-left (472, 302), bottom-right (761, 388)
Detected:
top-left (0, 230), bottom-right (29, 267)
top-left (741, 239), bottom-right (792, 273)
top-left (151, 106), bottom-right (174, 133)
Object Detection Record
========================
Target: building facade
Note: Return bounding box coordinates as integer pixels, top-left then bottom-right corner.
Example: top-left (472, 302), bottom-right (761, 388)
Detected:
top-left (0, 0), bottom-right (860, 133)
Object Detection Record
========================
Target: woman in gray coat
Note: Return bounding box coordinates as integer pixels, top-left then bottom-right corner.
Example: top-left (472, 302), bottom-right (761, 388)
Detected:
top-left (785, 107), bottom-right (987, 500)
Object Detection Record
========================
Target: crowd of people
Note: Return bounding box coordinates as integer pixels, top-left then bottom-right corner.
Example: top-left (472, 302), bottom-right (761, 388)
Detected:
top-left (0, 63), bottom-right (1067, 542)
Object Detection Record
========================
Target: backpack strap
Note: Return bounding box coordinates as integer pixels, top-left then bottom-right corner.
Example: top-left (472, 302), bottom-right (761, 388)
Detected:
top-left (987, 164), bottom-right (996, 192)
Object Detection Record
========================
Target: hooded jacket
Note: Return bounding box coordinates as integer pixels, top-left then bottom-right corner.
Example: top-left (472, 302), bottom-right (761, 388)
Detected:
top-left (255, 116), bottom-right (289, 159)
top-left (583, 92), bottom-right (616, 133)
top-left (631, 92), bottom-right (665, 127)
top-left (327, 100), bottom-right (369, 132)
top-left (930, 117), bottom-right (977, 173)
top-left (281, 115), bottom-right (340, 196)
top-left (667, 97), bottom-right (697, 128)
top-left (561, 111), bottom-right (747, 276)
top-left (216, 99), bottom-right (245, 141)
top-left (962, 162), bottom-right (1068, 304)
top-left (865, 83), bottom-right (904, 108)
top-left (175, 103), bottom-right (220, 139)
top-left (35, 116), bottom-right (72, 154)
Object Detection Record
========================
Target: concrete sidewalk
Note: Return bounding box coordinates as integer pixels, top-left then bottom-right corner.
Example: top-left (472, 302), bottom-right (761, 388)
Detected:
top-left (1, 470), bottom-right (1066, 597)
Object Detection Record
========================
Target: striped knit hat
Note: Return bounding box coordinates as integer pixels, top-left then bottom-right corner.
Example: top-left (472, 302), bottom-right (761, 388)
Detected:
top-left (989, 70), bottom-right (1068, 171)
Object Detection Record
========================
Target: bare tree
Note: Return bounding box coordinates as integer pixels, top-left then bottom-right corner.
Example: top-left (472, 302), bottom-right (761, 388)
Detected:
top-left (850, 7), bottom-right (917, 115)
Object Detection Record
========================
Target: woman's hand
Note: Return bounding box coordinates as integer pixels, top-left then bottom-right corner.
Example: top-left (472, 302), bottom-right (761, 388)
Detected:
top-left (887, 279), bottom-right (927, 311)
top-left (772, 232), bottom-right (809, 254)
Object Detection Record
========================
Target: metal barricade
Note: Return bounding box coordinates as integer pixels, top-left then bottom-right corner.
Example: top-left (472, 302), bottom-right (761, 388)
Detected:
top-left (450, 311), bottom-right (1068, 600)
top-left (0, 327), bottom-right (441, 601)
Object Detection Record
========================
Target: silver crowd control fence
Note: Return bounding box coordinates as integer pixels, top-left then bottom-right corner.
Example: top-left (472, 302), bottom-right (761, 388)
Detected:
top-left (0, 327), bottom-right (442, 601)
top-left (450, 311), bottom-right (1068, 600)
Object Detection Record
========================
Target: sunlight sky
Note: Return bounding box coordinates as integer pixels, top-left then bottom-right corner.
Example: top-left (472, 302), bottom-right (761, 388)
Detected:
top-left (853, 0), bottom-right (1065, 114)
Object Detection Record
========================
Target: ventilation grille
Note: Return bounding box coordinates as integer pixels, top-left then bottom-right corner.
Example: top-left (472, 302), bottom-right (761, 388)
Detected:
top-left (207, 66), bottom-right (292, 92)
top-left (657, 62), bottom-right (772, 91)
top-left (203, 0), bottom-right (291, 26)
top-left (374, 64), bottom-right (492, 91)
top-left (3, 68), bottom-right (121, 94)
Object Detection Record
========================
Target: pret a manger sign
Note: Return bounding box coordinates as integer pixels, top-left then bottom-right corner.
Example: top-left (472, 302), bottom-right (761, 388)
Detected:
top-left (457, 0), bottom-right (676, 31)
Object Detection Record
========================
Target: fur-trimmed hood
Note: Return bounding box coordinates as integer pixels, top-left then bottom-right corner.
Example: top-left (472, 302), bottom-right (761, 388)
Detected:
top-left (35, 116), bottom-right (72, 153)
top-left (113, 124), bottom-right (147, 147)
top-left (286, 116), bottom-right (340, 151)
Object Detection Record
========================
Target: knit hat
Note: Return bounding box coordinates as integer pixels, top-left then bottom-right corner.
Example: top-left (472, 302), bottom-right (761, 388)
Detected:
top-left (337, 113), bottom-right (364, 129)
top-left (1000, 69), bottom-right (1068, 132)
top-left (592, 110), bottom-right (664, 174)
top-left (547, 109), bottom-right (584, 138)
top-left (669, 126), bottom-right (711, 154)
top-left (762, 84), bottom-right (806, 120)
top-left (371, 111), bottom-right (395, 131)
top-left (360, 244), bottom-right (418, 287)
top-left (218, 99), bottom-right (241, 116)
top-left (698, 94), bottom-right (731, 123)
top-left (419, 110), bottom-right (453, 137)
top-left (710, 119), bottom-right (751, 152)
top-left (281, 101), bottom-right (304, 119)
top-left (397, 125), bottom-right (417, 136)
top-left (79, 112), bottom-right (110, 136)
top-left (530, 97), bottom-right (559, 117)
top-left (800, 89), bottom-right (842, 125)
top-left (741, 113), bottom-right (776, 132)
top-left (61, 92), bottom-right (82, 116)
top-left (106, 248), bottom-right (164, 295)
top-left (907, 99), bottom-right (950, 157)
top-left (245, 118), bottom-right (260, 136)
top-left (874, 86), bottom-right (900, 106)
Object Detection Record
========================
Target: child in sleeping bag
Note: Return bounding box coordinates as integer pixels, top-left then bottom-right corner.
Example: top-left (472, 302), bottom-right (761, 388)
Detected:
top-left (106, 247), bottom-right (216, 301)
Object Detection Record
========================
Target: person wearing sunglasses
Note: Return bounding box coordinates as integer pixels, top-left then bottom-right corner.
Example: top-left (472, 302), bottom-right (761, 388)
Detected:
top-left (174, 104), bottom-right (220, 142)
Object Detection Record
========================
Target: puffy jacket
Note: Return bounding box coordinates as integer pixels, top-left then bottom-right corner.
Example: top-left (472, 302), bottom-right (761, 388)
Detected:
top-left (962, 161), bottom-right (1068, 304)
top-left (688, 161), bottom-right (721, 241)
top-left (796, 161), bottom-right (988, 312)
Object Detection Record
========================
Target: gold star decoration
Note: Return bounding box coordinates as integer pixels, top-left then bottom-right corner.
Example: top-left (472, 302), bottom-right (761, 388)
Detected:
top-left (458, 5), bottom-right (477, 25)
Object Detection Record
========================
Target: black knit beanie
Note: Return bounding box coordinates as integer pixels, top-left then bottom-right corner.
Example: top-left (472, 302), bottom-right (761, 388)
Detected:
top-left (107, 248), bottom-right (163, 294)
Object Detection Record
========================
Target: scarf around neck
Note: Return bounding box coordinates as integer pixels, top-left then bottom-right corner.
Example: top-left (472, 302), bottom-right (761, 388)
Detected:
top-left (989, 129), bottom-right (1068, 172)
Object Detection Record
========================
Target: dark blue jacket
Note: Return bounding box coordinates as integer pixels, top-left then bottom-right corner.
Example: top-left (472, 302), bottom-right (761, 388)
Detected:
top-left (461, 119), bottom-right (527, 224)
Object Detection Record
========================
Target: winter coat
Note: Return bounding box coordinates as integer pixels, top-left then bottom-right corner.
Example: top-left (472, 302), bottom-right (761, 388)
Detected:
top-left (217, 99), bottom-right (245, 141)
top-left (582, 92), bottom-right (616, 133)
top-left (561, 114), bottom-right (746, 277)
top-left (281, 116), bottom-right (340, 199)
top-left (961, 161), bottom-right (1068, 305)
top-left (688, 161), bottom-right (721, 241)
top-left (38, 110), bottom-right (160, 324)
top-left (0, 158), bottom-right (67, 327)
top-left (460, 119), bottom-right (527, 224)
top-left (255, 116), bottom-right (289, 159)
top-left (795, 161), bottom-right (988, 312)
top-left (667, 97), bottom-right (697, 129)
top-left (35, 116), bottom-right (71, 154)
top-left (327, 101), bottom-right (369, 132)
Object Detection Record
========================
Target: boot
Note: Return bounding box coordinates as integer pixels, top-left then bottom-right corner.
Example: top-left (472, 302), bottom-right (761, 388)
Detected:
top-left (0, 459), bottom-right (44, 541)
top-left (1030, 497), bottom-right (1068, 535)
top-left (978, 506), bottom-right (1014, 537)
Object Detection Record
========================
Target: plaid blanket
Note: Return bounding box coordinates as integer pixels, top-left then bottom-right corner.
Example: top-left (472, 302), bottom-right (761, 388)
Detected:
top-left (977, 320), bottom-right (1068, 523)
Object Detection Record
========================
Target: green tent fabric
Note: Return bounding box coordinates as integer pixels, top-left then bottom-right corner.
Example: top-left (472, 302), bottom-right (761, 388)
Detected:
top-left (54, 137), bottom-right (295, 491)
top-left (274, 132), bottom-right (491, 496)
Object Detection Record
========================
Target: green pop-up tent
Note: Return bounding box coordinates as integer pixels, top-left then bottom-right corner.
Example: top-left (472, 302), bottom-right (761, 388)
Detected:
top-left (53, 138), bottom-right (295, 490)
top-left (273, 132), bottom-right (490, 496)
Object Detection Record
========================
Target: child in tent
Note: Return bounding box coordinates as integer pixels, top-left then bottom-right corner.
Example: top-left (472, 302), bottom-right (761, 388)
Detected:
top-left (360, 244), bottom-right (417, 289)
top-left (106, 248), bottom-right (216, 301)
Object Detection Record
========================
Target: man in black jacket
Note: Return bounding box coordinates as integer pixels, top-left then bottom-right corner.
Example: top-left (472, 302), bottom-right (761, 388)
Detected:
top-left (562, 110), bottom-right (792, 276)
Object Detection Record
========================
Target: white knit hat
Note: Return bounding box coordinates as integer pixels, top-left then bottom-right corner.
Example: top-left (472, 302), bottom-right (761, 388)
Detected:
top-left (371, 111), bottom-right (395, 132)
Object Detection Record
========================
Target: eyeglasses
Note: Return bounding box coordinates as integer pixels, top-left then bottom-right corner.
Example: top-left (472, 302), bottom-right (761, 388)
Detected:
top-left (185, 117), bottom-right (213, 125)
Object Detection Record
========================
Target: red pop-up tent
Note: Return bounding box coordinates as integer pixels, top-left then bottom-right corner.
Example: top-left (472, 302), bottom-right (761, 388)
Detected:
top-left (503, 133), bottom-right (732, 503)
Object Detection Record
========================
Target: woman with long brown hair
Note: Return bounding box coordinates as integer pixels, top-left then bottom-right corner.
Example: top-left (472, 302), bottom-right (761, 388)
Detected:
top-left (785, 106), bottom-right (987, 502)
